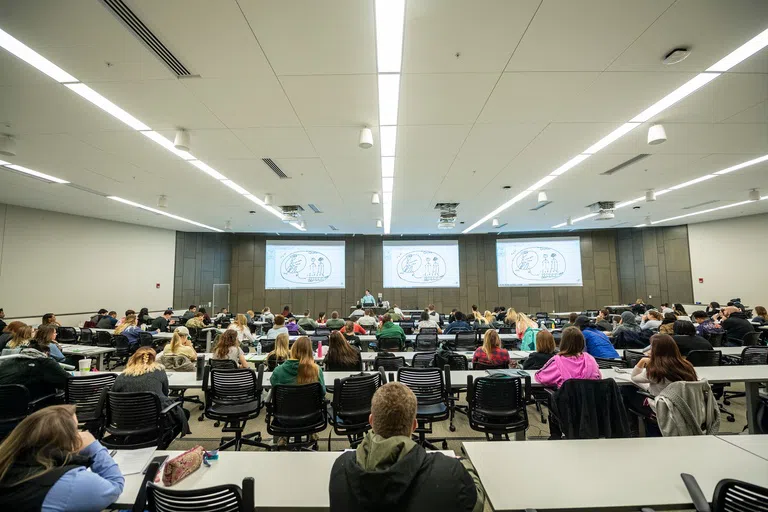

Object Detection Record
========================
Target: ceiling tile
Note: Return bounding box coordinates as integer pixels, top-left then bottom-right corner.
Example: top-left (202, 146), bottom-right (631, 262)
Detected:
top-left (399, 73), bottom-right (498, 125)
top-left (280, 74), bottom-right (378, 127)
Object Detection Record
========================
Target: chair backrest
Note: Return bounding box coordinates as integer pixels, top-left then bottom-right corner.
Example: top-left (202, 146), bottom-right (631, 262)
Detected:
top-left (551, 379), bottom-right (630, 439)
top-left (740, 345), bottom-right (768, 365)
top-left (623, 350), bottom-right (646, 369)
top-left (414, 333), bottom-right (438, 351)
top-left (0, 384), bottom-right (31, 434)
top-left (498, 327), bottom-right (514, 334)
top-left (377, 337), bottom-right (403, 352)
top-left (113, 335), bottom-right (131, 355)
top-left (536, 312), bottom-right (549, 319)
top-left (435, 350), bottom-right (469, 370)
top-left (315, 328), bottom-right (331, 336)
top-left (742, 331), bottom-right (762, 347)
top-left (712, 478), bottom-right (768, 512)
top-left (453, 331), bottom-right (479, 351)
top-left (147, 477), bottom-right (253, 512)
top-left (56, 327), bottom-right (78, 344)
top-left (411, 352), bottom-right (436, 368)
top-left (209, 359), bottom-right (238, 370)
top-left (65, 373), bottom-right (116, 422)
top-left (687, 350), bottom-right (722, 367)
top-left (332, 372), bottom-right (384, 426)
top-left (309, 335), bottom-right (329, 350)
top-left (270, 382), bottom-right (326, 429)
top-left (468, 375), bottom-right (528, 428)
top-left (613, 329), bottom-right (648, 349)
top-left (419, 327), bottom-right (438, 335)
top-left (259, 339), bottom-right (275, 353)
top-left (79, 328), bottom-right (95, 345)
top-left (96, 330), bottom-right (114, 347)
top-left (398, 367), bottom-right (445, 406)
top-left (398, 321), bottom-right (415, 335)
top-left (138, 331), bottom-right (154, 347)
top-left (209, 367), bottom-right (262, 403)
top-left (374, 355), bottom-right (406, 371)
top-left (105, 391), bottom-right (162, 437)
top-left (595, 357), bottom-right (626, 369)
top-left (473, 361), bottom-right (508, 370)
top-left (704, 331), bottom-right (724, 347)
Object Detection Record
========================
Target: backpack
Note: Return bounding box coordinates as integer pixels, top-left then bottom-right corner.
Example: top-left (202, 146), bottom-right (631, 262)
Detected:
top-left (520, 327), bottom-right (541, 351)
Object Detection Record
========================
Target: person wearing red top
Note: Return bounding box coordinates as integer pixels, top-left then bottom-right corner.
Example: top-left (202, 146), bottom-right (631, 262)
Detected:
top-left (343, 320), bottom-right (367, 335)
top-left (472, 330), bottom-right (510, 368)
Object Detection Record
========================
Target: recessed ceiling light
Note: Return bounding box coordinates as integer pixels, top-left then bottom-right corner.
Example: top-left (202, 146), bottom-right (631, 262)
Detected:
top-left (374, 0), bottom-right (406, 73)
top-left (0, 27), bottom-right (78, 83)
top-left (107, 196), bottom-right (222, 232)
top-left (381, 157), bottom-right (394, 178)
top-left (3, 163), bottom-right (69, 184)
top-left (377, 74), bottom-right (400, 126)
top-left (380, 126), bottom-right (397, 157)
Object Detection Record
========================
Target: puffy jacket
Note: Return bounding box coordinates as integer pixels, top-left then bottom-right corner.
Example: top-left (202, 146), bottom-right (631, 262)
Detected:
top-left (582, 328), bottom-right (619, 359)
top-left (329, 433), bottom-right (483, 512)
top-left (0, 348), bottom-right (69, 400)
top-left (269, 359), bottom-right (326, 395)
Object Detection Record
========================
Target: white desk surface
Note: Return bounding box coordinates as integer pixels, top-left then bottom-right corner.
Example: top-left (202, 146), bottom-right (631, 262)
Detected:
top-left (717, 434), bottom-right (768, 461)
top-left (113, 449), bottom-right (454, 510)
top-left (463, 437), bottom-right (768, 511)
top-left (257, 333), bottom-right (520, 342)
top-left (59, 344), bottom-right (115, 355)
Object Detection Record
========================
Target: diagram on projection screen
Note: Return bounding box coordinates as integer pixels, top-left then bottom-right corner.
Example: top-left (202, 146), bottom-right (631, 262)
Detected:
top-left (383, 240), bottom-right (460, 288)
top-left (496, 237), bottom-right (583, 287)
top-left (265, 240), bottom-right (345, 289)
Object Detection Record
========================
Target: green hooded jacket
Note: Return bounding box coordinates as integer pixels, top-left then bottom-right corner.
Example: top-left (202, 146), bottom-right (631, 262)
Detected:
top-left (268, 359), bottom-right (326, 395)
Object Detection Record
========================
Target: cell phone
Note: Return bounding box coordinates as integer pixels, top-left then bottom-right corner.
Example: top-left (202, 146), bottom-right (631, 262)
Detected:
top-left (143, 455), bottom-right (169, 474)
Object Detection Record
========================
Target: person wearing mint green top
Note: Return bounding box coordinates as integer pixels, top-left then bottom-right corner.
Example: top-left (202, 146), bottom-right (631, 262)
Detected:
top-left (361, 290), bottom-right (376, 307)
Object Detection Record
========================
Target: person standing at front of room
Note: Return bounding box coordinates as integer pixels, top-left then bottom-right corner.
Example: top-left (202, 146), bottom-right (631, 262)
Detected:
top-left (361, 290), bottom-right (376, 308)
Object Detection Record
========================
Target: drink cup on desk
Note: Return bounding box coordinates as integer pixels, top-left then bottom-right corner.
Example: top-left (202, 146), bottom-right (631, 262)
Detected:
top-left (78, 359), bottom-right (92, 372)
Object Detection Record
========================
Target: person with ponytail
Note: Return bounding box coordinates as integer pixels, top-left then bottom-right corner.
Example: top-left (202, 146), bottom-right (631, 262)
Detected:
top-left (162, 326), bottom-right (197, 361)
top-left (113, 314), bottom-right (142, 350)
top-left (0, 405), bottom-right (124, 511)
top-left (269, 336), bottom-right (325, 395)
top-left (112, 347), bottom-right (191, 435)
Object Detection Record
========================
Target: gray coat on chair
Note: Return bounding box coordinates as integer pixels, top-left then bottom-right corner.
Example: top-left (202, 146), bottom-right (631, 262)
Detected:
top-left (655, 379), bottom-right (720, 436)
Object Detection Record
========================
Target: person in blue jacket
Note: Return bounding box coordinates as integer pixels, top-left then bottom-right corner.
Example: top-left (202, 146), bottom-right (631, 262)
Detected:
top-left (0, 405), bottom-right (124, 511)
top-left (574, 315), bottom-right (620, 359)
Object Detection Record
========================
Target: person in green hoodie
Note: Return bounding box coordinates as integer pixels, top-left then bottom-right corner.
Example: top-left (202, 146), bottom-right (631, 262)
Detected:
top-left (325, 311), bottom-right (345, 330)
top-left (269, 336), bottom-right (325, 395)
top-left (329, 382), bottom-right (484, 512)
top-left (298, 310), bottom-right (318, 331)
top-left (375, 314), bottom-right (406, 346)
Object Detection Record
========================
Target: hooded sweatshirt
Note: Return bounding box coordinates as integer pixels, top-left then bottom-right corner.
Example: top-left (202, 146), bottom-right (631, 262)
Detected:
top-left (535, 352), bottom-right (601, 388)
top-left (329, 432), bottom-right (483, 512)
top-left (0, 348), bottom-right (69, 400)
top-left (269, 359), bottom-right (326, 395)
top-left (613, 311), bottom-right (642, 336)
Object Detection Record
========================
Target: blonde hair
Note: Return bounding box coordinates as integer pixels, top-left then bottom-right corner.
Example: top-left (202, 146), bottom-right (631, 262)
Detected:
top-left (8, 325), bottom-right (33, 349)
top-left (504, 308), bottom-right (517, 324)
top-left (114, 314), bottom-right (137, 335)
top-left (474, 311), bottom-right (486, 323)
top-left (484, 310), bottom-right (494, 324)
top-left (246, 310), bottom-right (255, 317)
top-left (289, 337), bottom-right (320, 385)
top-left (516, 312), bottom-right (537, 330)
top-left (482, 329), bottom-right (502, 357)
top-left (169, 326), bottom-right (190, 353)
top-left (123, 347), bottom-right (162, 376)
top-left (235, 314), bottom-right (248, 329)
top-left (269, 333), bottom-right (290, 361)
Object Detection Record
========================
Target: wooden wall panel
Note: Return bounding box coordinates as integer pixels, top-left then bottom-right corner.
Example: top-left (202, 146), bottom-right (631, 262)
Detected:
top-left (173, 233), bottom-right (233, 310)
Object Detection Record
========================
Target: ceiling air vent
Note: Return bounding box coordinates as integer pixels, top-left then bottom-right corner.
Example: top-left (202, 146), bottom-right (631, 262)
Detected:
top-left (683, 199), bottom-right (720, 210)
top-left (328, 225), bottom-right (339, 231)
top-left (308, 203), bottom-right (322, 213)
top-left (529, 200), bottom-right (552, 211)
top-left (262, 158), bottom-right (290, 179)
top-left (600, 154), bottom-right (651, 175)
top-left (100, 0), bottom-right (192, 77)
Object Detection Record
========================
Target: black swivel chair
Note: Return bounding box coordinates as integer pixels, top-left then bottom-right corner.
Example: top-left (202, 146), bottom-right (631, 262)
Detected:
top-left (100, 391), bottom-right (184, 449)
top-left (595, 357), bottom-right (627, 369)
top-left (56, 326), bottom-right (78, 344)
top-left (412, 352), bottom-right (436, 368)
top-left (137, 331), bottom-right (155, 350)
top-left (685, 350), bottom-right (735, 423)
top-left (203, 366), bottom-right (271, 451)
top-left (96, 330), bottom-right (114, 347)
top-left (704, 331), bottom-right (724, 347)
top-left (314, 327), bottom-right (331, 336)
top-left (467, 374), bottom-right (529, 440)
top-left (79, 328), bottom-right (95, 345)
top-left (65, 373), bottom-right (116, 437)
top-left (434, 352), bottom-right (469, 431)
top-left (0, 384), bottom-right (58, 440)
top-left (109, 335), bottom-right (131, 370)
top-left (373, 354), bottom-right (406, 371)
top-left (309, 335), bottom-right (329, 351)
top-left (399, 321), bottom-right (415, 335)
top-left (473, 361), bottom-right (508, 370)
top-left (723, 345), bottom-right (768, 405)
top-left (375, 337), bottom-right (404, 353)
top-left (414, 333), bottom-right (438, 351)
top-left (623, 350), bottom-right (646, 369)
top-left (199, 359), bottom-right (238, 423)
top-left (742, 331), bottom-right (763, 347)
top-left (674, 472), bottom-right (768, 512)
top-left (266, 382), bottom-right (328, 450)
top-left (328, 370), bottom-right (386, 450)
top-left (418, 327), bottom-right (438, 335)
top-left (397, 366), bottom-right (450, 450)
top-left (451, 332), bottom-right (479, 352)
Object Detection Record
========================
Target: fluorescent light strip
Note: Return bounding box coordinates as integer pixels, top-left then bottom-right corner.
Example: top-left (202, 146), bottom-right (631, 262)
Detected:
top-left (189, 160), bottom-right (226, 180)
top-left (377, 74), bottom-right (401, 128)
top-left (0, 27), bottom-right (78, 83)
top-left (382, 177), bottom-right (394, 194)
top-left (527, 174), bottom-right (557, 191)
top-left (3, 163), bottom-right (70, 184)
top-left (707, 27), bottom-right (768, 72)
top-left (615, 197), bottom-right (644, 209)
top-left (633, 224), bottom-right (647, 228)
top-left (573, 213), bottom-right (598, 223)
top-left (550, 154), bottom-right (591, 176)
top-left (289, 221), bottom-right (307, 232)
top-left (651, 199), bottom-right (760, 225)
top-left (668, 174), bottom-right (717, 190)
top-left (108, 196), bottom-right (223, 232)
top-left (714, 154), bottom-right (768, 175)
top-left (583, 123), bottom-right (640, 154)
top-left (463, 190), bottom-right (533, 234)
top-left (220, 180), bottom-right (249, 195)
top-left (140, 130), bottom-right (194, 160)
top-left (374, 0), bottom-right (406, 73)
top-left (631, 73), bottom-right (720, 123)
top-left (380, 126), bottom-right (397, 157)
top-left (65, 83), bottom-right (150, 131)
top-left (552, 222), bottom-right (567, 228)
top-left (381, 157), bottom-right (395, 178)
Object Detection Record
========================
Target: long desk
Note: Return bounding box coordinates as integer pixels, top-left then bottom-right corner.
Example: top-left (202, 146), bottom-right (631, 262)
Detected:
top-left (717, 434), bottom-right (768, 461)
top-left (463, 436), bottom-right (768, 511)
top-left (59, 344), bottom-right (115, 370)
top-left (112, 449), bottom-right (454, 510)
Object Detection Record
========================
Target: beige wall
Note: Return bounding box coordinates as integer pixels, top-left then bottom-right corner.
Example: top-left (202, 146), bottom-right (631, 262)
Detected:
top-left (688, 213), bottom-right (768, 307)
top-left (0, 203), bottom-right (175, 322)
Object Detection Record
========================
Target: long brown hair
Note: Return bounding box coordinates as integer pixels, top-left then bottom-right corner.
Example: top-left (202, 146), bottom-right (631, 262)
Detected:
top-left (123, 347), bottom-right (162, 376)
top-left (289, 337), bottom-right (320, 385)
top-left (326, 331), bottom-right (359, 366)
top-left (114, 314), bottom-right (137, 335)
top-left (214, 330), bottom-right (239, 359)
top-left (268, 333), bottom-right (290, 361)
top-left (481, 329), bottom-right (501, 357)
top-left (8, 325), bottom-right (33, 349)
top-left (2, 321), bottom-right (25, 335)
top-left (646, 334), bottom-right (697, 383)
top-left (34, 325), bottom-right (57, 345)
top-left (0, 405), bottom-right (80, 487)
top-left (755, 306), bottom-right (767, 320)
top-left (558, 327), bottom-right (585, 357)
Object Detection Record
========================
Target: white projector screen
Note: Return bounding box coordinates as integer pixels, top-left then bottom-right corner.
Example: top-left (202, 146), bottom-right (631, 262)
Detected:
top-left (496, 237), bottom-right (583, 287)
top-left (265, 240), bottom-right (345, 289)
top-left (383, 240), bottom-right (460, 288)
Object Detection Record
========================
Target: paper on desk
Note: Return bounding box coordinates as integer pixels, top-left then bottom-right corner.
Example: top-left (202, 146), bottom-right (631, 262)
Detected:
top-left (113, 447), bottom-right (157, 475)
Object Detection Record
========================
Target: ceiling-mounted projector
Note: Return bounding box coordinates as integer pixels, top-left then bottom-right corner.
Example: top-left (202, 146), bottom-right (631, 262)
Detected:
top-left (437, 220), bottom-right (455, 230)
top-left (588, 201), bottom-right (617, 221)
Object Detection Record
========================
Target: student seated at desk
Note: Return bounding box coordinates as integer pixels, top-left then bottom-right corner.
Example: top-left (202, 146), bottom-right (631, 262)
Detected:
top-left (443, 311), bottom-right (472, 334)
top-left (298, 310), bottom-right (318, 331)
top-left (41, 313), bottom-right (61, 328)
top-left (503, 308), bottom-right (517, 327)
top-left (285, 317), bottom-right (307, 336)
top-left (640, 310), bottom-right (663, 331)
top-left (138, 307), bottom-right (153, 326)
top-left (356, 309), bottom-right (378, 330)
top-left (261, 307), bottom-right (275, 323)
top-left (0, 333), bottom-right (69, 401)
top-left (0, 321), bottom-right (26, 352)
top-left (691, 310), bottom-right (722, 336)
top-left (483, 310), bottom-right (503, 329)
top-left (2, 325), bottom-right (32, 355)
top-left (212, 330), bottom-right (248, 369)
top-left (626, 334), bottom-right (698, 436)
top-left (612, 311), bottom-right (642, 337)
top-left (114, 314), bottom-right (142, 350)
top-left (329, 382), bottom-right (484, 512)
top-left (594, 309), bottom-right (613, 332)
top-left (536, 327), bottom-right (600, 389)
top-left (0, 405), bottom-right (124, 511)
top-left (415, 310), bottom-right (442, 333)
top-left (350, 304), bottom-right (366, 318)
top-left (376, 314), bottom-right (406, 345)
top-left (269, 337), bottom-right (326, 395)
top-left (161, 326), bottom-right (197, 361)
top-left (113, 348), bottom-right (191, 436)
top-left (522, 330), bottom-right (556, 370)
top-left (150, 310), bottom-right (174, 332)
top-left (574, 316), bottom-right (619, 359)
top-left (472, 330), bottom-right (509, 368)
top-left (266, 315), bottom-right (289, 338)
top-left (33, 325), bottom-right (65, 363)
top-left (323, 331), bottom-right (361, 371)
top-left (181, 305), bottom-right (197, 321)
top-left (672, 320), bottom-right (712, 356)
top-left (281, 305), bottom-right (295, 320)
top-left (266, 333), bottom-right (290, 371)
top-left (561, 312), bottom-right (578, 330)
top-left (228, 314), bottom-right (256, 344)
top-left (673, 304), bottom-right (691, 322)
top-left (316, 312), bottom-right (327, 325)
top-left (325, 311), bottom-right (345, 330)
top-left (343, 319), bottom-right (366, 336)
top-left (95, 311), bottom-right (118, 329)
top-left (184, 311), bottom-right (206, 330)
top-left (198, 308), bottom-right (211, 326)
top-left (342, 321), bottom-right (362, 349)
top-left (659, 313), bottom-right (677, 335)
top-left (716, 306), bottom-right (756, 345)
top-left (752, 305), bottom-right (768, 325)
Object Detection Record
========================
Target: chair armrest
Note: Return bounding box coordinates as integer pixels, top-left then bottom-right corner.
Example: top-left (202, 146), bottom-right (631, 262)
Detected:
top-left (543, 387), bottom-right (557, 397)
top-left (131, 461), bottom-right (161, 512)
top-left (160, 400), bottom-right (182, 415)
top-left (680, 473), bottom-right (711, 512)
top-left (28, 393), bottom-right (58, 412)
top-left (636, 389), bottom-right (654, 399)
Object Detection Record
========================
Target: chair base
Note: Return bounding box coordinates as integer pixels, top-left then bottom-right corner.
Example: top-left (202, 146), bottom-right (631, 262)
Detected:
top-left (328, 429), bottom-right (367, 451)
top-left (412, 431), bottom-right (448, 450)
top-left (723, 390), bottom-right (745, 405)
top-left (218, 430), bottom-right (271, 451)
top-left (272, 434), bottom-right (320, 451)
